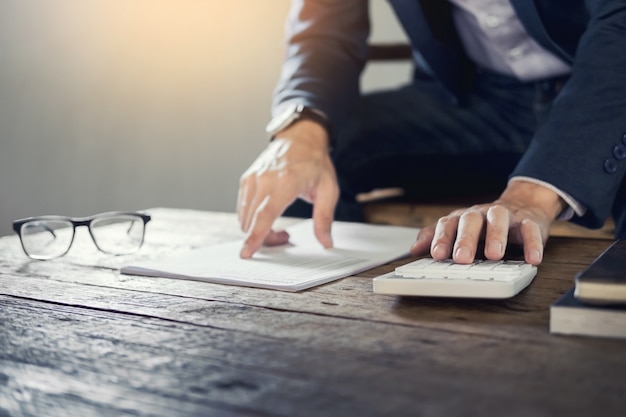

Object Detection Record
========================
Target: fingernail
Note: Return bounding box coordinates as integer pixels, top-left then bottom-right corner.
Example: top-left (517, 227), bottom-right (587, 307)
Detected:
top-left (240, 246), bottom-right (251, 259)
top-left (432, 244), bottom-right (447, 259)
top-left (529, 249), bottom-right (542, 264)
top-left (454, 246), bottom-right (471, 262)
top-left (325, 232), bottom-right (333, 248)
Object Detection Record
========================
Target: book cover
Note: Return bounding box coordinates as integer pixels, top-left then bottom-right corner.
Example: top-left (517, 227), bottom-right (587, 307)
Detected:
top-left (574, 239), bottom-right (626, 304)
top-left (550, 288), bottom-right (626, 339)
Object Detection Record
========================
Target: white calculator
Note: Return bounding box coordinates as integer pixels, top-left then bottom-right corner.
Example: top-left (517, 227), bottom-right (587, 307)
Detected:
top-left (373, 258), bottom-right (537, 299)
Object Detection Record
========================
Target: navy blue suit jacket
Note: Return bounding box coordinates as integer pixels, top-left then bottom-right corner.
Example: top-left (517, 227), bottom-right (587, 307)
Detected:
top-left (273, 0), bottom-right (626, 236)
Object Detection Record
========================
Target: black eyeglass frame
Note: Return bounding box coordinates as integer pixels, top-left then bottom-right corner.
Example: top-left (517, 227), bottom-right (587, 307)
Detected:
top-left (12, 211), bottom-right (152, 260)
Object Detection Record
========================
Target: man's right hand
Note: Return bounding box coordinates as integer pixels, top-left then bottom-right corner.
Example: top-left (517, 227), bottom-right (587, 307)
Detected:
top-left (237, 120), bottom-right (339, 258)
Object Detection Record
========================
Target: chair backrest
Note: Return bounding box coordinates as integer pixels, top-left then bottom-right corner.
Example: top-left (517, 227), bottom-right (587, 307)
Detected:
top-left (367, 43), bottom-right (412, 61)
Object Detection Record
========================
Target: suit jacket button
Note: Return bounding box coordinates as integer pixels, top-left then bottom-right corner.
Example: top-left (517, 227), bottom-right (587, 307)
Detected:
top-left (622, 133), bottom-right (626, 146)
top-left (614, 144), bottom-right (626, 160)
top-left (604, 158), bottom-right (618, 174)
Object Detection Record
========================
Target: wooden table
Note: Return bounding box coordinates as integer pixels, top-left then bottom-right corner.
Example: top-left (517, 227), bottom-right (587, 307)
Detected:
top-left (1, 207), bottom-right (625, 417)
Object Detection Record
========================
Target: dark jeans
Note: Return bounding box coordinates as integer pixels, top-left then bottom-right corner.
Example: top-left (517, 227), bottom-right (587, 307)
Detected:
top-left (285, 67), bottom-right (564, 222)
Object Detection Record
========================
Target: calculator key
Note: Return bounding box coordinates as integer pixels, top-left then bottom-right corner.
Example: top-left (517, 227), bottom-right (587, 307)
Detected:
top-left (374, 258), bottom-right (538, 299)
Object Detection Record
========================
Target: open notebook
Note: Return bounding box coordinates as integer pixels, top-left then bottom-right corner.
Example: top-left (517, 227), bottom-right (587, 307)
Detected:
top-left (121, 220), bottom-right (419, 292)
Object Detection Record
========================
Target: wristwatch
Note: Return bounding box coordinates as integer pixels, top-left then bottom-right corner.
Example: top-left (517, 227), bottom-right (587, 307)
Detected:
top-left (265, 103), bottom-right (331, 140)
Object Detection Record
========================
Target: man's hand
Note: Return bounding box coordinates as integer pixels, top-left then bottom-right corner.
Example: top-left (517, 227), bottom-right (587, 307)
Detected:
top-left (237, 120), bottom-right (339, 258)
top-left (409, 181), bottom-right (567, 265)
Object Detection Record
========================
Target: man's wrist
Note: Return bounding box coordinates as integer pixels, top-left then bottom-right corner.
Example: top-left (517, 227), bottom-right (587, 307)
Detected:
top-left (500, 180), bottom-right (567, 220)
top-left (266, 103), bottom-right (332, 144)
top-left (508, 177), bottom-right (586, 219)
top-left (273, 119), bottom-right (331, 152)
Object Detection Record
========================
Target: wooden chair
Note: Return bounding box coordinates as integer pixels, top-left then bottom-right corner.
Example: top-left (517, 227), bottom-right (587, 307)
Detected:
top-left (367, 43), bottom-right (413, 61)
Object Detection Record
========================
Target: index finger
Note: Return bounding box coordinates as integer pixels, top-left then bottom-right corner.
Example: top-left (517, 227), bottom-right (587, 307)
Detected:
top-left (239, 185), bottom-right (299, 258)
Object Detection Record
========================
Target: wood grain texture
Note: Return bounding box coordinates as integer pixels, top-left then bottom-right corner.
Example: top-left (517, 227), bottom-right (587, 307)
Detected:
top-left (1, 208), bottom-right (625, 417)
top-left (363, 201), bottom-right (616, 240)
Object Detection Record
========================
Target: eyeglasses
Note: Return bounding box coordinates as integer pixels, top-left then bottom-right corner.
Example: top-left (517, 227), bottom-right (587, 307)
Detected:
top-left (12, 211), bottom-right (151, 260)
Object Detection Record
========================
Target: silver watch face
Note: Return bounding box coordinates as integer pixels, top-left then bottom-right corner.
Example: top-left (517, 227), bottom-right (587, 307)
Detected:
top-left (265, 103), bottom-right (303, 135)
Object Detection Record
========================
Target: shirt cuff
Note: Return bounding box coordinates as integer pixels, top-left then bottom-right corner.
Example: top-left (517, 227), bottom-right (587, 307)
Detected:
top-left (508, 176), bottom-right (586, 220)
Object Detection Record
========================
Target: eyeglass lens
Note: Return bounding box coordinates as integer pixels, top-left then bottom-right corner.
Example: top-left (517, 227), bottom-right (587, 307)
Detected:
top-left (18, 214), bottom-right (147, 259)
top-left (19, 220), bottom-right (75, 260)
top-left (90, 214), bottom-right (146, 255)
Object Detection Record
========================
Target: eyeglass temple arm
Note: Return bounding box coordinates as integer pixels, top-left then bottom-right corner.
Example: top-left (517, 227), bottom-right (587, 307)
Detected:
top-left (25, 222), bottom-right (59, 239)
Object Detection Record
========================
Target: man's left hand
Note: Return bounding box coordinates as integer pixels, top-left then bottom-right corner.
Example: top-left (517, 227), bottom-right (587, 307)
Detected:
top-left (409, 181), bottom-right (567, 265)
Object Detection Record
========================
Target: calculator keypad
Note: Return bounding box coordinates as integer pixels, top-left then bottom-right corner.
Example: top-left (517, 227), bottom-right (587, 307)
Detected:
top-left (373, 258), bottom-right (538, 299)
top-left (395, 258), bottom-right (533, 282)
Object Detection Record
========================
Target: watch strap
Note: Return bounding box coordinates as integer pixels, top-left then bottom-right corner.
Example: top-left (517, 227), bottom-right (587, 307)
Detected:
top-left (267, 104), bottom-right (331, 139)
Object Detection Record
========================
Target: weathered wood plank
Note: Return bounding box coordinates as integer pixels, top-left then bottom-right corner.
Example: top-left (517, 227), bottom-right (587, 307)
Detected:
top-left (0, 257), bottom-right (597, 343)
top-left (2, 296), bottom-right (625, 417)
top-left (2, 208), bottom-right (624, 417)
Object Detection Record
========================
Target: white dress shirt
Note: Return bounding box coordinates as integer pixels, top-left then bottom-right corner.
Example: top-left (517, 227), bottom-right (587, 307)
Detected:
top-left (449, 0), bottom-right (571, 81)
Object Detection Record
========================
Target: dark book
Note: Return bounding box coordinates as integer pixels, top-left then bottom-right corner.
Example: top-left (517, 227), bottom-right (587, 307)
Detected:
top-left (574, 239), bottom-right (626, 305)
top-left (550, 288), bottom-right (626, 339)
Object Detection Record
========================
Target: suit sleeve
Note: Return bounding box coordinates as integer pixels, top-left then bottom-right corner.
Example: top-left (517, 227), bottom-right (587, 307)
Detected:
top-left (511, 1), bottom-right (626, 230)
top-left (271, 0), bottom-right (370, 132)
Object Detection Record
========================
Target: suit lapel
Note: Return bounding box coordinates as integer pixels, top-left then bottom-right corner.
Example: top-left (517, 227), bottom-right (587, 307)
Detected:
top-left (388, 0), bottom-right (585, 94)
top-left (510, 0), bottom-right (581, 63)
top-left (388, 0), bottom-right (472, 100)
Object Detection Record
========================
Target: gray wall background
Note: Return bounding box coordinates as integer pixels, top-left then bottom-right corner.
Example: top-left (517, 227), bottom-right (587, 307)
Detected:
top-left (0, 1), bottom-right (410, 237)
